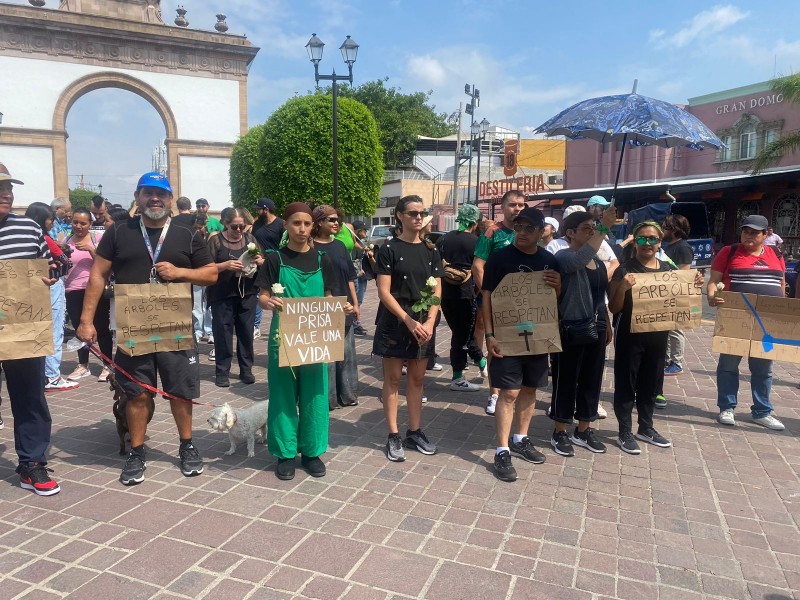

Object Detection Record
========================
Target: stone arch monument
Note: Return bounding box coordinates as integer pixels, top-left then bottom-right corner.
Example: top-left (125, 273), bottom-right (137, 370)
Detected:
top-left (0, 0), bottom-right (259, 205)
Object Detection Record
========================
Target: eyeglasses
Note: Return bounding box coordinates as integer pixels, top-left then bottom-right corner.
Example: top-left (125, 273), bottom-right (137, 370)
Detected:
top-left (325, 217), bottom-right (340, 223)
top-left (404, 210), bottom-right (429, 219)
top-left (229, 224), bottom-right (246, 231)
top-left (513, 222), bottom-right (541, 234)
top-left (635, 235), bottom-right (661, 246)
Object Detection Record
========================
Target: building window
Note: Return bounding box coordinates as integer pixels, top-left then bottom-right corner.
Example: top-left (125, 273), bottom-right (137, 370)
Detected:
top-left (672, 148), bottom-right (682, 171)
top-left (739, 125), bottom-right (756, 159)
top-left (719, 135), bottom-right (732, 161)
top-left (737, 201), bottom-right (760, 227)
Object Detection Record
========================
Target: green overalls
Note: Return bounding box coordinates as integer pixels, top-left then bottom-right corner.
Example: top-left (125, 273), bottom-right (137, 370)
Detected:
top-left (267, 252), bottom-right (329, 459)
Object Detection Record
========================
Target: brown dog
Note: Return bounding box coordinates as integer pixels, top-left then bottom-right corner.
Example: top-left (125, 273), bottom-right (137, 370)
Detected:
top-left (110, 373), bottom-right (155, 455)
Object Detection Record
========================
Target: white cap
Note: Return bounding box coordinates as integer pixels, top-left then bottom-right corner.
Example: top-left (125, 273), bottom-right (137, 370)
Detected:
top-left (563, 205), bottom-right (586, 218)
top-left (544, 217), bottom-right (560, 230)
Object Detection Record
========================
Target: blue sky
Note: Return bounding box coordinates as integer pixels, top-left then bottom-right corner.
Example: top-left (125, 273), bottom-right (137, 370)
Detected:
top-left (12, 0), bottom-right (800, 203)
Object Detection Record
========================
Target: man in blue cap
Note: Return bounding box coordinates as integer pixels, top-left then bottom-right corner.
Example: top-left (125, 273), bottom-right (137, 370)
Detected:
top-left (587, 195), bottom-right (617, 245)
top-left (78, 172), bottom-right (218, 486)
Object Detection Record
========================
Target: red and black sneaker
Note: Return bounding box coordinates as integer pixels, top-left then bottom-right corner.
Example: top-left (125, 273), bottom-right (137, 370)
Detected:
top-left (19, 462), bottom-right (61, 496)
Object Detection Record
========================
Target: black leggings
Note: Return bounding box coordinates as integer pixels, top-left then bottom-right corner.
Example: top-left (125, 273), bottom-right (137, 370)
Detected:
top-left (65, 289), bottom-right (113, 366)
top-left (613, 332), bottom-right (668, 434)
top-left (551, 335), bottom-right (606, 424)
top-left (441, 298), bottom-right (483, 372)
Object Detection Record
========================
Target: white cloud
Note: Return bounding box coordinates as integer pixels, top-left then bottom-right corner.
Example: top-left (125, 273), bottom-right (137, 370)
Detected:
top-left (407, 55), bottom-right (448, 87)
top-left (650, 4), bottom-right (749, 49)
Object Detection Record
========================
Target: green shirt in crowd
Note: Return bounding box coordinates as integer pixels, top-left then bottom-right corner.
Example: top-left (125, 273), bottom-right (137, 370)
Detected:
top-left (474, 223), bottom-right (515, 261)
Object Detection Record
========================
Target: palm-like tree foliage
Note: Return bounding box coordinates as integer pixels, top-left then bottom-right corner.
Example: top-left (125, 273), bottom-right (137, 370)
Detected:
top-left (752, 74), bottom-right (800, 174)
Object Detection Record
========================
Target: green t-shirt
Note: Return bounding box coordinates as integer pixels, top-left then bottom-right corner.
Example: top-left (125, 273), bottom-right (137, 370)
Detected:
top-left (474, 223), bottom-right (515, 261)
top-left (205, 216), bottom-right (224, 234)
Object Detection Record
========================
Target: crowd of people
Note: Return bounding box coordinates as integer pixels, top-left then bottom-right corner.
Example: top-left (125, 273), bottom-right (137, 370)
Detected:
top-left (0, 165), bottom-right (792, 495)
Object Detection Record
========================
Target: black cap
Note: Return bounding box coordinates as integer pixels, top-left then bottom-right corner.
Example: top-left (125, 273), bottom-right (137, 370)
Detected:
top-left (256, 198), bottom-right (276, 211)
top-left (514, 206), bottom-right (545, 228)
top-left (196, 198), bottom-right (209, 206)
top-left (740, 214), bottom-right (768, 231)
top-left (353, 220), bottom-right (367, 230)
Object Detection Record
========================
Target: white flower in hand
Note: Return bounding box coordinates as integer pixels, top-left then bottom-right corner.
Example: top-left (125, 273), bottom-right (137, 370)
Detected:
top-left (716, 282), bottom-right (725, 291)
top-left (271, 283), bottom-right (285, 295)
top-left (426, 276), bottom-right (437, 288)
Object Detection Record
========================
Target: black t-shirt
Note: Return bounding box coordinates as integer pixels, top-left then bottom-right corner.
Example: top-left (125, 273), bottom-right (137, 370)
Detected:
top-left (172, 213), bottom-right (195, 227)
top-left (437, 230), bottom-right (478, 301)
top-left (206, 231), bottom-right (259, 302)
top-left (482, 244), bottom-right (559, 293)
top-left (313, 239), bottom-right (357, 299)
top-left (664, 239), bottom-right (694, 267)
top-left (374, 238), bottom-right (443, 303)
top-left (255, 247), bottom-right (335, 295)
top-left (612, 257), bottom-right (673, 339)
top-left (96, 217), bottom-right (212, 284)
top-left (253, 217), bottom-right (285, 252)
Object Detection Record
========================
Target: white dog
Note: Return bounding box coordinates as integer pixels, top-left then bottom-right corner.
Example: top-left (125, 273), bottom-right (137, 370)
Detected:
top-left (207, 401), bottom-right (268, 457)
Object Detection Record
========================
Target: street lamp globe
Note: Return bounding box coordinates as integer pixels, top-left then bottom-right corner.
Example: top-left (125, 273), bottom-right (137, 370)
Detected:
top-left (471, 121), bottom-right (480, 136)
top-left (305, 33), bottom-right (324, 63)
top-left (480, 118), bottom-right (490, 135)
top-left (340, 36), bottom-right (359, 65)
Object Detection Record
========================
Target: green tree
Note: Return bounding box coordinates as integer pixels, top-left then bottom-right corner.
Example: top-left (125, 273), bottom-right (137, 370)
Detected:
top-left (231, 94), bottom-right (383, 217)
top-left (69, 188), bottom-right (97, 211)
top-left (752, 75), bottom-right (800, 173)
top-left (333, 78), bottom-right (455, 169)
top-left (229, 123), bottom-right (269, 215)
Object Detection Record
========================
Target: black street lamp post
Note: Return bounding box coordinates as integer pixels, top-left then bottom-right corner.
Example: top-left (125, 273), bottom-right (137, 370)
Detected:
top-left (306, 34), bottom-right (359, 209)
top-left (464, 84), bottom-right (479, 204)
top-left (474, 118), bottom-right (490, 211)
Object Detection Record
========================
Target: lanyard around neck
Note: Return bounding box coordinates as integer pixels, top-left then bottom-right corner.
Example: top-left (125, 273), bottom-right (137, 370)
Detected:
top-left (139, 217), bottom-right (171, 265)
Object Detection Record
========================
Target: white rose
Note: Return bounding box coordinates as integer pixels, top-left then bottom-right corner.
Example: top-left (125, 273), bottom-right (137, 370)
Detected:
top-left (271, 283), bottom-right (285, 295)
top-left (716, 282), bottom-right (725, 291)
top-left (426, 276), bottom-right (437, 288)
top-left (247, 242), bottom-right (257, 252)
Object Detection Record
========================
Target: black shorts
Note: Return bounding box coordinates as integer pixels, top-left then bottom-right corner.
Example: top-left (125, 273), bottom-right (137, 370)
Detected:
top-left (114, 349), bottom-right (200, 400)
top-left (372, 303), bottom-right (437, 360)
top-left (489, 353), bottom-right (549, 390)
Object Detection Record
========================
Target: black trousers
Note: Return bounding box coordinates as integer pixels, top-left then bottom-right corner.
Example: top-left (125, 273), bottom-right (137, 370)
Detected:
top-left (1, 357), bottom-right (51, 468)
top-left (65, 289), bottom-right (113, 365)
top-left (613, 331), bottom-right (668, 434)
top-left (440, 298), bottom-right (483, 372)
top-left (211, 293), bottom-right (257, 376)
top-left (551, 335), bottom-right (606, 423)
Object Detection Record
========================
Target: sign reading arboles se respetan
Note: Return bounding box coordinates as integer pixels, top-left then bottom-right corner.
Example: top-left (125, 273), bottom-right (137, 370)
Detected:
top-left (712, 291), bottom-right (800, 363)
top-left (490, 271), bottom-right (561, 356)
top-left (278, 296), bottom-right (346, 367)
top-left (0, 259), bottom-right (54, 360)
top-left (115, 282), bottom-right (194, 356)
top-left (630, 269), bottom-right (703, 333)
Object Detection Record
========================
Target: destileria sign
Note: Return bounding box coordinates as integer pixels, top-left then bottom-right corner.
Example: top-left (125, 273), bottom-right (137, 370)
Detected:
top-left (479, 174), bottom-right (547, 201)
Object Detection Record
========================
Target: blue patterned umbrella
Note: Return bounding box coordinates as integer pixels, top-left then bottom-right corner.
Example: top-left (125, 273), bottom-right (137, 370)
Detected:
top-left (535, 82), bottom-right (724, 203)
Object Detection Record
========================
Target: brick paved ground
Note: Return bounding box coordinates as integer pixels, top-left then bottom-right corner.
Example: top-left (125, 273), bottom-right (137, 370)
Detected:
top-left (0, 291), bottom-right (798, 599)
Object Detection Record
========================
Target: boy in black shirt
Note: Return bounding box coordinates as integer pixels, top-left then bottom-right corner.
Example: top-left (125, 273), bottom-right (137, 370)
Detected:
top-left (482, 207), bottom-right (561, 482)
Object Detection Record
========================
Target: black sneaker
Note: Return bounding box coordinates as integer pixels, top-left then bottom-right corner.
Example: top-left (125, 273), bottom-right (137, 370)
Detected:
top-left (386, 433), bottom-right (406, 462)
top-left (550, 430), bottom-right (575, 457)
top-left (239, 372), bottom-right (255, 385)
top-left (19, 462), bottom-right (61, 496)
top-left (494, 450), bottom-right (517, 482)
top-left (617, 431), bottom-right (641, 455)
top-left (508, 436), bottom-right (546, 464)
top-left (635, 428), bottom-right (672, 448)
top-left (570, 428), bottom-right (607, 453)
top-left (404, 429), bottom-right (437, 455)
top-left (276, 458), bottom-right (296, 480)
top-left (301, 455), bottom-right (326, 477)
top-left (120, 450), bottom-right (146, 485)
top-left (179, 442), bottom-right (204, 476)
top-left (215, 374), bottom-right (230, 388)
top-left (353, 325), bottom-right (368, 337)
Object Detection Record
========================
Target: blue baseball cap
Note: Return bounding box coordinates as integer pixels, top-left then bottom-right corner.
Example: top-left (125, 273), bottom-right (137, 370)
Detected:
top-left (587, 195), bottom-right (610, 207)
top-left (136, 171), bottom-right (173, 194)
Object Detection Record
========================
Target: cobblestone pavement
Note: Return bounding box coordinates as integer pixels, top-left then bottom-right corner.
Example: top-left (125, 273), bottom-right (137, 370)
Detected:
top-left (0, 291), bottom-right (798, 600)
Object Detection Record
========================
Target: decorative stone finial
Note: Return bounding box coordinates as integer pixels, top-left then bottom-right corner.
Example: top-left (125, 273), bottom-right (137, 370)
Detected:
top-left (174, 5), bottom-right (189, 27)
top-left (214, 13), bottom-right (228, 33)
top-left (29, 0), bottom-right (46, 7)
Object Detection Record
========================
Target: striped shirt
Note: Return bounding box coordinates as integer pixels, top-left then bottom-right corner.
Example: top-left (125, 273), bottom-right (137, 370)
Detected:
top-left (0, 214), bottom-right (51, 260)
top-left (711, 244), bottom-right (785, 297)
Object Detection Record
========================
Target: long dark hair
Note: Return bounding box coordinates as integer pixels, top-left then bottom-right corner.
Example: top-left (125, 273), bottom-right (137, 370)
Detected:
top-left (394, 194), bottom-right (424, 233)
top-left (107, 207), bottom-right (131, 225)
top-left (25, 202), bottom-right (54, 232)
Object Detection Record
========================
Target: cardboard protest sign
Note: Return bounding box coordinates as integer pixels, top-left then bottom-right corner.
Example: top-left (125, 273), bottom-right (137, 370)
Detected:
top-left (114, 282), bottom-right (194, 356)
top-left (712, 291), bottom-right (800, 363)
top-left (630, 269), bottom-right (703, 333)
top-left (490, 271), bottom-right (561, 356)
top-left (278, 296), bottom-right (346, 367)
top-left (0, 259), bottom-right (54, 360)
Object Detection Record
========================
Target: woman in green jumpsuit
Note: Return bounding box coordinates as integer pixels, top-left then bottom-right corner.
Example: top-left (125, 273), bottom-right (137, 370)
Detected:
top-left (256, 202), bottom-right (348, 480)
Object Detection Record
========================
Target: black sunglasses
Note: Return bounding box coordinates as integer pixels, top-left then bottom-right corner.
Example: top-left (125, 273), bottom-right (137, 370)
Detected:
top-left (325, 217), bottom-right (340, 223)
top-left (404, 210), bottom-right (429, 219)
top-left (229, 224), bottom-right (246, 231)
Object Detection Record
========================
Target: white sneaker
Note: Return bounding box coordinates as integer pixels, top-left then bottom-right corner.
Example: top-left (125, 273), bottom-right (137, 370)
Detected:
top-left (479, 364), bottom-right (489, 378)
top-left (401, 365), bottom-right (407, 375)
top-left (67, 365), bottom-right (91, 380)
top-left (422, 395), bottom-right (428, 404)
top-left (718, 409), bottom-right (735, 426)
top-left (253, 328), bottom-right (261, 339)
top-left (752, 414), bottom-right (785, 431)
top-left (449, 378), bottom-right (480, 392)
top-left (97, 367), bottom-right (111, 382)
top-left (429, 363), bottom-right (444, 372)
top-left (45, 376), bottom-right (79, 392)
top-left (486, 393), bottom-right (498, 415)
top-left (597, 403), bottom-right (608, 419)
top-left (207, 335), bottom-right (215, 344)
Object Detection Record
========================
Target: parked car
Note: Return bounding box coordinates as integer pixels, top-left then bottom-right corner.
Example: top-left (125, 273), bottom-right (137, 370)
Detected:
top-left (366, 224), bottom-right (393, 247)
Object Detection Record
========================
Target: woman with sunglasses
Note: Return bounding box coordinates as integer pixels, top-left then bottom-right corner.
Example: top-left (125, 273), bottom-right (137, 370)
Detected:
top-left (311, 205), bottom-right (360, 409)
top-left (207, 207), bottom-right (263, 387)
top-left (609, 221), bottom-right (688, 455)
top-left (374, 195), bottom-right (443, 462)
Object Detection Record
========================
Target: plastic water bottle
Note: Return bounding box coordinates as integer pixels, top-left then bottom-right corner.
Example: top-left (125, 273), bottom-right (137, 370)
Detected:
top-left (65, 338), bottom-right (86, 352)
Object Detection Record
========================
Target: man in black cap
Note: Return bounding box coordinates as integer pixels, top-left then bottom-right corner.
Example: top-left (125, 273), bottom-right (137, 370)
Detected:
top-left (252, 198), bottom-right (284, 252)
top-left (195, 198), bottom-right (223, 233)
top-left (481, 207), bottom-right (561, 482)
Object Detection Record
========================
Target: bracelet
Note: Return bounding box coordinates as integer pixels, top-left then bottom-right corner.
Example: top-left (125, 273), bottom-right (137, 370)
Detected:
top-left (596, 223), bottom-right (610, 234)
top-left (485, 332), bottom-right (495, 339)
